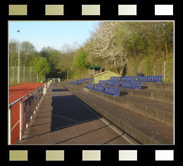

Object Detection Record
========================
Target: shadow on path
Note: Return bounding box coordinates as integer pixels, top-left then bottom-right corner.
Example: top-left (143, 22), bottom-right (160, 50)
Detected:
top-left (50, 94), bottom-right (99, 132)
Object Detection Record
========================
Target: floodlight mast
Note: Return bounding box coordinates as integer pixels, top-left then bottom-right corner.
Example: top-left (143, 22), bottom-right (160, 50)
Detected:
top-left (17, 30), bottom-right (20, 84)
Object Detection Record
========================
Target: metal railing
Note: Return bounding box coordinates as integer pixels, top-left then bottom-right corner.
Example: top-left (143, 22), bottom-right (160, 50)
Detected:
top-left (8, 84), bottom-right (45, 145)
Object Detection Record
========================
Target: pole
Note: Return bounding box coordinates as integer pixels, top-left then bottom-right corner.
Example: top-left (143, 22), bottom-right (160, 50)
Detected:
top-left (8, 107), bottom-right (11, 145)
top-left (164, 61), bottom-right (166, 81)
top-left (19, 100), bottom-right (22, 140)
top-left (13, 66), bottom-right (14, 82)
top-left (17, 30), bottom-right (20, 84)
top-left (24, 66), bottom-right (25, 82)
top-left (30, 67), bottom-right (31, 82)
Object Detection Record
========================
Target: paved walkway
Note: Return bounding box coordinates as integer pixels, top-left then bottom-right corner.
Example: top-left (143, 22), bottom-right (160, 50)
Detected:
top-left (17, 83), bottom-right (130, 145)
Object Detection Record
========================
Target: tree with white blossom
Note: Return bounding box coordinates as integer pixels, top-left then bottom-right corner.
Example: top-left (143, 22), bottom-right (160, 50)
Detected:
top-left (85, 22), bottom-right (127, 75)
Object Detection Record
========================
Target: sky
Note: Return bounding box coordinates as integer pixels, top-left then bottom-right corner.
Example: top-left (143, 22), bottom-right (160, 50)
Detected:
top-left (9, 21), bottom-right (99, 52)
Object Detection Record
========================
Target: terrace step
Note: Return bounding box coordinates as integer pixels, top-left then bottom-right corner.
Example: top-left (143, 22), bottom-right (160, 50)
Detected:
top-left (85, 87), bottom-right (173, 126)
top-left (63, 82), bottom-right (173, 126)
top-left (105, 85), bottom-right (173, 104)
top-left (141, 82), bottom-right (173, 91)
top-left (60, 83), bottom-right (173, 145)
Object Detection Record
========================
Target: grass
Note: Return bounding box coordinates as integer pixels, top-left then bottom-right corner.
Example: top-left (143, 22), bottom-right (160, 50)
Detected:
top-left (9, 82), bottom-right (20, 87)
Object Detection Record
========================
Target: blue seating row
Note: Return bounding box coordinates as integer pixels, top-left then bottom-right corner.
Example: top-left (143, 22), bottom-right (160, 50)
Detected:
top-left (86, 84), bottom-right (121, 96)
top-left (104, 87), bottom-right (121, 96)
top-left (70, 81), bottom-right (77, 85)
top-left (98, 80), bottom-right (108, 85)
top-left (108, 80), bottom-right (120, 87)
top-left (122, 76), bottom-right (137, 81)
top-left (87, 83), bottom-right (94, 89)
top-left (70, 78), bottom-right (93, 85)
top-left (98, 79), bottom-right (141, 90)
top-left (94, 85), bottom-right (105, 92)
top-left (121, 82), bottom-right (141, 90)
top-left (110, 77), bottom-right (121, 81)
top-left (82, 78), bottom-right (93, 83)
top-left (138, 76), bottom-right (163, 82)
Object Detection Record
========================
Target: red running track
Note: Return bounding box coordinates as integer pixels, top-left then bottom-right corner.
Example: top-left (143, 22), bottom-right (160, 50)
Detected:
top-left (9, 83), bottom-right (44, 144)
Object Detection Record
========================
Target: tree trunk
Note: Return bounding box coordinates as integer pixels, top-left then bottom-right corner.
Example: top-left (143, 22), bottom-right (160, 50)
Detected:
top-left (67, 70), bottom-right (68, 80)
top-left (162, 27), bottom-right (168, 59)
top-left (113, 60), bottom-right (119, 74)
top-left (165, 42), bottom-right (168, 60)
top-left (120, 68), bottom-right (123, 76)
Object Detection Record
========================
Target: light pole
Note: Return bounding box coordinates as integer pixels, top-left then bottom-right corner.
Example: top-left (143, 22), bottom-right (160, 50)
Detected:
top-left (17, 30), bottom-right (20, 84)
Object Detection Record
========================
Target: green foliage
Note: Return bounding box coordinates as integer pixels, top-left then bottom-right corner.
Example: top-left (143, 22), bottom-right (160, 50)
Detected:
top-left (73, 49), bottom-right (90, 69)
top-left (35, 57), bottom-right (51, 76)
top-left (40, 47), bottom-right (63, 78)
top-left (115, 22), bottom-right (173, 60)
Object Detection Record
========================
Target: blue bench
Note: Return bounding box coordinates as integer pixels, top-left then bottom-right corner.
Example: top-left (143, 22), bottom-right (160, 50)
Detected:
top-left (70, 81), bottom-right (77, 85)
top-left (138, 76), bottom-right (163, 82)
top-left (98, 80), bottom-right (104, 85)
top-left (103, 87), bottom-right (121, 96)
top-left (114, 81), bottom-right (121, 87)
top-left (86, 83), bottom-right (94, 89)
top-left (108, 80), bottom-right (121, 87)
top-left (108, 80), bottom-right (115, 86)
top-left (82, 78), bottom-right (93, 83)
top-left (98, 80), bottom-right (108, 85)
top-left (122, 76), bottom-right (137, 81)
top-left (110, 77), bottom-right (121, 81)
top-left (103, 80), bottom-right (108, 85)
top-left (87, 84), bottom-right (121, 96)
top-left (94, 85), bottom-right (104, 92)
top-left (121, 82), bottom-right (141, 90)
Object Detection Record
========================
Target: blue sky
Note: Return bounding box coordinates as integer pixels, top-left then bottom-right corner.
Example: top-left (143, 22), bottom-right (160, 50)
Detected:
top-left (9, 21), bottom-right (99, 51)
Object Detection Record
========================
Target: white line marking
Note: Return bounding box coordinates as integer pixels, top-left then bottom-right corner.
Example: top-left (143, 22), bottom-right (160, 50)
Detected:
top-left (73, 95), bottom-right (134, 144)
top-left (73, 95), bottom-right (100, 118)
top-left (11, 120), bottom-right (20, 131)
top-left (59, 83), bottom-right (135, 144)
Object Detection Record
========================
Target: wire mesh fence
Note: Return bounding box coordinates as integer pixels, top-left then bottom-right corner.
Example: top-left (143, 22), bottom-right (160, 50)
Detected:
top-left (126, 61), bottom-right (173, 82)
top-left (22, 87), bottom-right (43, 130)
top-left (9, 66), bottom-right (45, 83)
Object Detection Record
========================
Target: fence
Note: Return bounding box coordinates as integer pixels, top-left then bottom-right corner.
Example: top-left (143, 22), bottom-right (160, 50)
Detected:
top-left (126, 61), bottom-right (173, 82)
top-left (9, 66), bottom-right (44, 83)
top-left (8, 84), bottom-right (44, 145)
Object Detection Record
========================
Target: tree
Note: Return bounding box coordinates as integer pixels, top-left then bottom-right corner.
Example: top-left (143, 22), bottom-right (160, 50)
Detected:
top-left (85, 22), bottom-right (127, 75)
top-left (35, 57), bottom-right (51, 80)
top-left (9, 39), bottom-right (18, 66)
top-left (59, 44), bottom-right (75, 79)
top-left (115, 22), bottom-right (173, 60)
top-left (20, 41), bottom-right (37, 66)
top-left (40, 47), bottom-right (62, 78)
top-left (73, 49), bottom-right (90, 69)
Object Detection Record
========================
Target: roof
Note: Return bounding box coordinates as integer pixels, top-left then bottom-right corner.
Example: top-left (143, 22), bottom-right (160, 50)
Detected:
top-left (89, 66), bottom-right (102, 69)
top-left (94, 70), bottom-right (121, 77)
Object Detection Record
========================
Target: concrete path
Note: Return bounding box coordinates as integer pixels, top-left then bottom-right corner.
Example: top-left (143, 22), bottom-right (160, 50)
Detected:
top-left (17, 83), bottom-right (130, 145)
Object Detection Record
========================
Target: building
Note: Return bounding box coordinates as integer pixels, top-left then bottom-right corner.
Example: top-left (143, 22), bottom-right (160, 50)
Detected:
top-left (93, 71), bottom-right (121, 84)
top-left (88, 66), bottom-right (103, 78)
